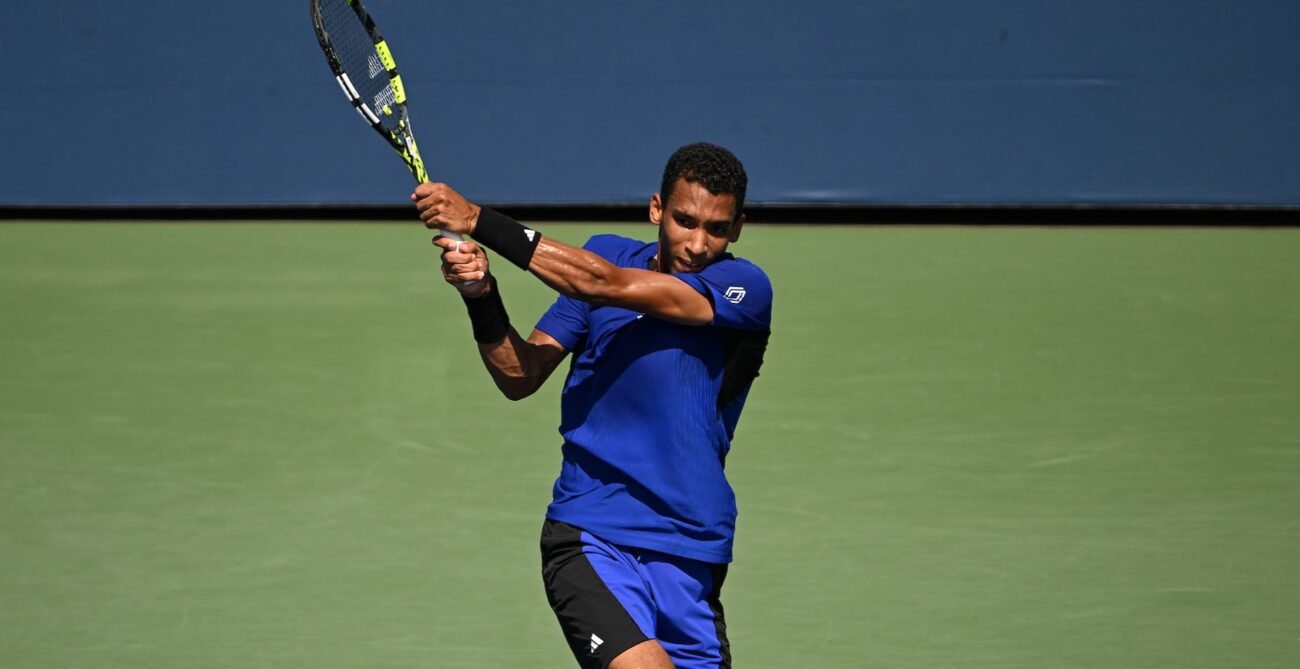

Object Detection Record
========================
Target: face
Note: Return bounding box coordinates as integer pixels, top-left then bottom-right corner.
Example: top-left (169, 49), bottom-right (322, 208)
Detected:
top-left (649, 178), bottom-right (745, 273)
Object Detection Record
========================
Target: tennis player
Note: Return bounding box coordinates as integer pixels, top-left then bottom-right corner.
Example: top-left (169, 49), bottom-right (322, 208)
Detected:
top-left (414, 143), bottom-right (771, 669)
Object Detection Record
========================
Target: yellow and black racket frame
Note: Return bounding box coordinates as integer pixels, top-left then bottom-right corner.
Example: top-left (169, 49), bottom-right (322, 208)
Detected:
top-left (310, 0), bottom-right (429, 183)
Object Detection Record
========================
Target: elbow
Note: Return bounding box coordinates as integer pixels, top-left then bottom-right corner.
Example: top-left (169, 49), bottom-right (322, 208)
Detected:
top-left (502, 387), bottom-right (532, 402)
top-left (496, 378), bottom-right (539, 402)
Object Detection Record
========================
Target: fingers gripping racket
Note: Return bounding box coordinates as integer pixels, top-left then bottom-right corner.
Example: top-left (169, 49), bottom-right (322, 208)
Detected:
top-left (310, 0), bottom-right (463, 242)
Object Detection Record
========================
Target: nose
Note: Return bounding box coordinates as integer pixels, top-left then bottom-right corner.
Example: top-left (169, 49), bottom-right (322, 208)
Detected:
top-left (685, 228), bottom-right (709, 258)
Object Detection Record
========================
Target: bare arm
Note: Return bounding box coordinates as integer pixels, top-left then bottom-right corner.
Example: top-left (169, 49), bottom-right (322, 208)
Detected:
top-left (416, 183), bottom-right (715, 326)
top-left (434, 237), bottom-right (569, 400)
top-left (527, 238), bottom-right (714, 326)
top-left (477, 326), bottom-right (569, 401)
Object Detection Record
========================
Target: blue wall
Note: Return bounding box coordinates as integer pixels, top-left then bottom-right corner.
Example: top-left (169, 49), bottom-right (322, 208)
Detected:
top-left (3, 1), bottom-right (1298, 206)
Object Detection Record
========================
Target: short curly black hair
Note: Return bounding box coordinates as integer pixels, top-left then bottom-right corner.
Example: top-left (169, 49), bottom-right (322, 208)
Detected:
top-left (659, 142), bottom-right (748, 220)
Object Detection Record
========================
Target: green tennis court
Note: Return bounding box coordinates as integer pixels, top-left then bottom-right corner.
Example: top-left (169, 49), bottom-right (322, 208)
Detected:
top-left (2, 222), bottom-right (1297, 667)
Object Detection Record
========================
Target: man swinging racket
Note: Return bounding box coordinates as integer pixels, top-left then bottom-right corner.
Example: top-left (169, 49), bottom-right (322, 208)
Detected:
top-left (414, 143), bottom-right (772, 669)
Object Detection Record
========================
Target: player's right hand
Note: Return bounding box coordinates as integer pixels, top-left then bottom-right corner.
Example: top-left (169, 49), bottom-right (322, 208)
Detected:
top-left (413, 182), bottom-right (479, 237)
top-left (434, 236), bottom-right (491, 297)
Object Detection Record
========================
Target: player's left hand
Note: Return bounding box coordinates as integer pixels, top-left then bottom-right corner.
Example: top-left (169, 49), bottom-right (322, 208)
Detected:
top-left (412, 182), bottom-right (479, 236)
top-left (433, 236), bottom-right (491, 297)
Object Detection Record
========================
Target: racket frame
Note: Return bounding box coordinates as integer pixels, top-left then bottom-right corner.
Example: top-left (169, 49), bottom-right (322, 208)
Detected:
top-left (310, 0), bottom-right (465, 243)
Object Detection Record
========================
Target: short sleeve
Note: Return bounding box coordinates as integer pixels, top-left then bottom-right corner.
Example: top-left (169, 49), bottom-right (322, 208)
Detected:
top-left (535, 293), bottom-right (590, 351)
top-left (674, 258), bottom-right (773, 331)
top-left (533, 235), bottom-right (637, 349)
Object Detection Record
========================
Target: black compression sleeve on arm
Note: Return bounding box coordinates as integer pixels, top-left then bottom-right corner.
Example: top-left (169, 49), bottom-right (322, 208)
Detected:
top-left (472, 208), bottom-right (542, 270)
top-left (462, 275), bottom-right (510, 344)
top-left (718, 328), bottom-right (770, 407)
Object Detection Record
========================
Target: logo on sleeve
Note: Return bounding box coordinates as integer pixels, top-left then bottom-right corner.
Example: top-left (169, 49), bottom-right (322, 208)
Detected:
top-left (724, 286), bottom-right (746, 303)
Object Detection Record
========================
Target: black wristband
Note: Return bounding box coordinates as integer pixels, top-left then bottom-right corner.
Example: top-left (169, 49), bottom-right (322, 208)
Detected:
top-left (462, 275), bottom-right (511, 344)
top-left (472, 207), bottom-right (542, 270)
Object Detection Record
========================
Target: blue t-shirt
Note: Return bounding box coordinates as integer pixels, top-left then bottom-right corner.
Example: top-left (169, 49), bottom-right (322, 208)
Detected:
top-left (535, 235), bottom-right (773, 563)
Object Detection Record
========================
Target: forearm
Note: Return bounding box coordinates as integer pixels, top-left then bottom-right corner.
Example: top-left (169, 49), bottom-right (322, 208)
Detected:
top-left (465, 207), bottom-right (712, 325)
top-left (454, 272), bottom-right (570, 400)
top-left (458, 277), bottom-right (543, 399)
top-left (477, 328), bottom-right (550, 401)
top-left (466, 208), bottom-right (629, 307)
top-left (528, 239), bottom-right (623, 306)
top-left (467, 208), bottom-right (613, 300)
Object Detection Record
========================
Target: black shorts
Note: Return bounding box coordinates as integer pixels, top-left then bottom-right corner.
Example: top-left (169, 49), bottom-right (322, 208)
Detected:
top-left (540, 519), bottom-right (731, 669)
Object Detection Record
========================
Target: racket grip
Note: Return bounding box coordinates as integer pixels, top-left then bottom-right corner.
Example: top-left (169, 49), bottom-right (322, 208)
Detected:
top-left (434, 229), bottom-right (476, 286)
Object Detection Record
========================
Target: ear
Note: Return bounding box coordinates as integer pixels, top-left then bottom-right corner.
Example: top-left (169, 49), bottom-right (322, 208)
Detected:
top-left (728, 212), bottom-right (746, 243)
top-left (649, 193), bottom-right (663, 226)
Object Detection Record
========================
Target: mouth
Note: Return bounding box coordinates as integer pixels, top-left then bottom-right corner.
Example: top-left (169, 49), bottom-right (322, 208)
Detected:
top-left (674, 257), bottom-right (705, 273)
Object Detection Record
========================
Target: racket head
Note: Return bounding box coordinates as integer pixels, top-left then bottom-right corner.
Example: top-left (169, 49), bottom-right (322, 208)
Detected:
top-left (311, 0), bottom-right (428, 183)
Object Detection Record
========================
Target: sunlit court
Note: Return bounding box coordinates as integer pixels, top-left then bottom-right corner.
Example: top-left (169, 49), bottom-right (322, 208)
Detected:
top-left (2, 222), bottom-right (1296, 666)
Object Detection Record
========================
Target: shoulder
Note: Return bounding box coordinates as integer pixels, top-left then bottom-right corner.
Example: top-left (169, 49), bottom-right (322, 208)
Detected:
top-left (698, 256), bottom-right (772, 301)
top-left (708, 255), bottom-right (769, 281)
top-left (678, 255), bottom-right (772, 330)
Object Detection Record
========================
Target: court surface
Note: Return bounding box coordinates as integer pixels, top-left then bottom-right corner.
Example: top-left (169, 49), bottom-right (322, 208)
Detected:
top-left (2, 221), bottom-right (1297, 667)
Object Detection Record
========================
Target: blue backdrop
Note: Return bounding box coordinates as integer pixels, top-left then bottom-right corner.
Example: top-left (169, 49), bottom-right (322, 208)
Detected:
top-left (3, 1), bottom-right (1298, 206)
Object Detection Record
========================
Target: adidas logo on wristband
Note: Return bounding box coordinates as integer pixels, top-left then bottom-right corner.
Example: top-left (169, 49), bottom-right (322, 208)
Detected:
top-left (474, 208), bottom-right (543, 270)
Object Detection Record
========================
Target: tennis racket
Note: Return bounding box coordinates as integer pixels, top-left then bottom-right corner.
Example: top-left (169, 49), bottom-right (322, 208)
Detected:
top-left (310, 0), bottom-right (463, 242)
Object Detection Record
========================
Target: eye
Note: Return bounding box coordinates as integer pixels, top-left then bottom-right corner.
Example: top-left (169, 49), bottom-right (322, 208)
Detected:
top-left (673, 214), bottom-right (697, 229)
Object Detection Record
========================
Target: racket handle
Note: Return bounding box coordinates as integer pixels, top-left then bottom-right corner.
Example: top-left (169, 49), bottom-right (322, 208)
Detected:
top-left (411, 173), bottom-right (473, 281)
top-left (434, 229), bottom-right (477, 286)
top-left (411, 163), bottom-right (463, 243)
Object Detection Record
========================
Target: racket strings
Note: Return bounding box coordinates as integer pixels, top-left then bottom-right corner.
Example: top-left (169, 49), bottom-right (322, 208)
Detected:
top-left (317, 0), bottom-right (400, 131)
